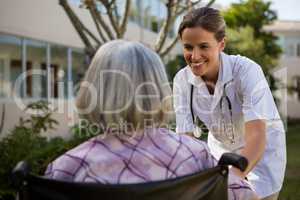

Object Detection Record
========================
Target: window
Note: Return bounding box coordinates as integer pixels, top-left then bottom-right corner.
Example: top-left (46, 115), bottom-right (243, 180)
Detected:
top-left (297, 44), bottom-right (300, 57)
top-left (72, 49), bottom-right (86, 97)
top-left (26, 39), bottom-right (48, 99)
top-left (0, 59), bottom-right (7, 97)
top-left (0, 33), bottom-right (87, 100)
top-left (41, 63), bottom-right (59, 98)
top-left (0, 34), bottom-right (22, 98)
top-left (10, 60), bottom-right (32, 97)
top-left (285, 44), bottom-right (295, 56)
top-left (294, 76), bottom-right (300, 101)
top-left (52, 45), bottom-right (68, 99)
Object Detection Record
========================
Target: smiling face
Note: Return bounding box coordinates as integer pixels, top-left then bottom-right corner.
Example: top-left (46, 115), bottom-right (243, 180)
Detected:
top-left (181, 27), bottom-right (225, 81)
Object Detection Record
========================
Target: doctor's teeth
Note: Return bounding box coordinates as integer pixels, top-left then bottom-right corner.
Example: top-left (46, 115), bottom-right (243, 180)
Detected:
top-left (194, 62), bottom-right (205, 65)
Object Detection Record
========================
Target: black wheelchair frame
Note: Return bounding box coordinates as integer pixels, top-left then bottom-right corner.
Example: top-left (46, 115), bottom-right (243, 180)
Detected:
top-left (11, 153), bottom-right (248, 200)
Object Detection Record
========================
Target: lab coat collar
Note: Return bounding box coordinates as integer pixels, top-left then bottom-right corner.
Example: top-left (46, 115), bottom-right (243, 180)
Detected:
top-left (210, 52), bottom-right (234, 110)
top-left (220, 52), bottom-right (234, 86)
top-left (186, 66), bottom-right (204, 87)
top-left (186, 52), bottom-right (234, 110)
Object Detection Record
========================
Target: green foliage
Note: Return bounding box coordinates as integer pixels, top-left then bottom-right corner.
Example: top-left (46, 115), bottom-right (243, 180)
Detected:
top-left (165, 55), bottom-right (186, 81)
top-left (225, 26), bottom-right (277, 72)
top-left (279, 124), bottom-right (300, 199)
top-left (23, 101), bottom-right (59, 134)
top-left (0, 101), bottom-right (54, 198)
top-left (151, 17), bottom-right (159, 33)
top-left (0, 101), bottom-right (94, 200)
top-left (224, 0), bottom-right (276, 33)
top-left (223, 0), bottom-right (282, 73)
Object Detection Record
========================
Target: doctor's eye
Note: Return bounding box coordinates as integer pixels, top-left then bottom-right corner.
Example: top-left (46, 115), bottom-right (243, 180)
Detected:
top-left (183, 45), bottom-right (193, 51)
top-left (199, 44), bottom-right (209, 50)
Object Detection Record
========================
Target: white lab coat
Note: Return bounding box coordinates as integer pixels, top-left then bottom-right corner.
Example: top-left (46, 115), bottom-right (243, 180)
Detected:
top-left (173, 52), bottom-right (286, 198)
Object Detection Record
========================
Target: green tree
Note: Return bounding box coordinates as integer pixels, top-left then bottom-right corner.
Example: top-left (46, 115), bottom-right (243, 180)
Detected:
top-left (223, 0), bottom-right (282, 73)
top-left (0, 101), bottom-right (96, 200)
top-left (166, 55), bottom-right (186, 80)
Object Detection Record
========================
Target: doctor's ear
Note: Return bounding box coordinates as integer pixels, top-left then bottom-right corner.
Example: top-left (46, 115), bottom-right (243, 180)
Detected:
top-left (219, 37), bottom-right (226, 51)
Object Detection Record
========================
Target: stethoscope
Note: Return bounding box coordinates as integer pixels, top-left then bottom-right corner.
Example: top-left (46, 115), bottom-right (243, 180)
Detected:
top-left (190, 79), bottom-right (235, 144)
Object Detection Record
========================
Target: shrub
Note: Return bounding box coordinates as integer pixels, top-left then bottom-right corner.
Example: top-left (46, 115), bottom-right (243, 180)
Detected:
top-left (0, 100), bottom-right (99, 200)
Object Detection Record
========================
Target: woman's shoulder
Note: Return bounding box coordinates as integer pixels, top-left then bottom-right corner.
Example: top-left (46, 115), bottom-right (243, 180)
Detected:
top-left (180, 134), bottom-right (211, 154)
top-left (224, 53), bottom-right (263, 78)
top-left (66, 137), bottom-right (98, 157)
top-left (173, 66), bottom-right (190, 82)
top-left (159, 129), bottom-right (210, 154)
top-left (44, 137), bottom-right (97, 177)
top-left (225, 53), bottom-right (256, 64)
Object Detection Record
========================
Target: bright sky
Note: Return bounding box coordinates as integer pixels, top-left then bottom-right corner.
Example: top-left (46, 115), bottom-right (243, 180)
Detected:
top-left (69, 0), bottom-right (300, 21)
top-left (216, 0), bottom-right (300, 21)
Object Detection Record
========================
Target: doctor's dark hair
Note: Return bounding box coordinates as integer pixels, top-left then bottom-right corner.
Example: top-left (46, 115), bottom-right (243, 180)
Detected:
top-left (178, 7), bottom-right (226, 42)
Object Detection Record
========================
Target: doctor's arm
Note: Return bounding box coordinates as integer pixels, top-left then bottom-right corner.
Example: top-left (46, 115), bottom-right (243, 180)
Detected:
top-left (232, 119), bottom-right (266, 178)
top-left (233, 60), bottom-right (272, 178)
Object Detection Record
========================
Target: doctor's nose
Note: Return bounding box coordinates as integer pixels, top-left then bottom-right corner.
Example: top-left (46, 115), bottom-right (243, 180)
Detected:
top-left (191, 47), bottom-right (202, 61)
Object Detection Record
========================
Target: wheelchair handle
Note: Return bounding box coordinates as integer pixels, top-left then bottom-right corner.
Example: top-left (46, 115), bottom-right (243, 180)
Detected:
top-left (218, 153), bottom-right (248, 172)
top-left (11, 161), bottom-right (31, 189)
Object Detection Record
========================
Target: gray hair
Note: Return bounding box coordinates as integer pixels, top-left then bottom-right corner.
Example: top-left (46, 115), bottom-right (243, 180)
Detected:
top-left (76, 40), bottom-right (173, 131)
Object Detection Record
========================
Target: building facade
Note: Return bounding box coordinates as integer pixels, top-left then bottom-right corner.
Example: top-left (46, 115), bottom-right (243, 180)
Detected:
top-left (265, 20), bottom-right (300, 119)
top-left (0, 0), bottom-right (182, 138)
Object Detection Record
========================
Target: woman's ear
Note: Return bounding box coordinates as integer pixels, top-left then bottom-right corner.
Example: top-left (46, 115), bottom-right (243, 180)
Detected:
top-left (219, 37), bottom-right (226, 51)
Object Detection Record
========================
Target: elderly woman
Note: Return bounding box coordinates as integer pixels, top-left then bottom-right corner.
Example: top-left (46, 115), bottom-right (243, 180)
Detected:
top-left (45, 40), bottom-right (257, 200)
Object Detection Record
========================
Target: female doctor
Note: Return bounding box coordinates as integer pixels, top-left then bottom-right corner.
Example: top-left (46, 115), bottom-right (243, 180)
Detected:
top-left (173, 7), bottom-right (286, 200)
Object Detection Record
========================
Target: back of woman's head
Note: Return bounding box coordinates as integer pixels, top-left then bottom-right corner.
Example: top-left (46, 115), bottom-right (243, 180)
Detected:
top-left (76, 40), bottom-right (173, 132)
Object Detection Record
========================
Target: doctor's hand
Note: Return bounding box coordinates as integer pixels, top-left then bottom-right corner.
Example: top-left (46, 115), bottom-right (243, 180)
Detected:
top-left (182, 132), bottom-right (195, 137)
top-left (231, 167), bottom-right (246, 179)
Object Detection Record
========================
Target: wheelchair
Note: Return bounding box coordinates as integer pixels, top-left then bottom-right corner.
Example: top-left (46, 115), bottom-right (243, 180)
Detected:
top-left (11, 153), bottom-right (248, 200)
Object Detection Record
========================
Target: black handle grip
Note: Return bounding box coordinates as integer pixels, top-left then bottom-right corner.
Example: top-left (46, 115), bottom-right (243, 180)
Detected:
top-left (11, 161), bottom-right (30, 189)
top-left (218, 153), bottom-right (248, 172)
